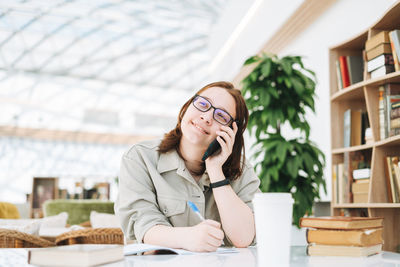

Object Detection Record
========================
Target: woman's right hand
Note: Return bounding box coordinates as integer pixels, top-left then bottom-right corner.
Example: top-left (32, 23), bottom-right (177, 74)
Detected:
top-left (183, 220), bottom-right (225, 252)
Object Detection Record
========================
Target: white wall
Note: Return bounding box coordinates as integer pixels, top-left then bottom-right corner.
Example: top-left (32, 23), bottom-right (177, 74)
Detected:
top-left (208, 0), bottom-right (303, 82)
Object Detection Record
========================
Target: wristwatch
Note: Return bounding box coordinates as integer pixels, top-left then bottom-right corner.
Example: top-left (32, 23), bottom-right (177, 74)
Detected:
top-left (210, 179), bottom-right (230, 189)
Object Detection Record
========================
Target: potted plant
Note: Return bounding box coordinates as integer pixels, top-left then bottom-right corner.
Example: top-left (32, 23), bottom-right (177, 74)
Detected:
top-left (241, 53), bottom-right (326, 227)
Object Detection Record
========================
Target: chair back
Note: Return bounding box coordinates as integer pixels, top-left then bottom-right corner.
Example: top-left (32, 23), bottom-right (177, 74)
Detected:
top-left (43, 199), bottom-right (114, 225)
top-left (0, 202), bottom-right (20, 219)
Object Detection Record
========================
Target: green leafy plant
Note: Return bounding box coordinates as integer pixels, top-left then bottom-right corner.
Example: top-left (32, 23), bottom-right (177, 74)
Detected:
top-left (241, 53), bottom-right (326, 227)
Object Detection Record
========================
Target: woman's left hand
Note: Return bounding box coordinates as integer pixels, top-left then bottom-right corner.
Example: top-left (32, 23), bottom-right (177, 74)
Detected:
top-left (205, 121), bottom-right (238, 176)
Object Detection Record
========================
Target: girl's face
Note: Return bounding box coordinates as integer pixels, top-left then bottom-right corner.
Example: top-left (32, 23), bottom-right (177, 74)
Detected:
top-left (181, 86), bottom-right (236, 148)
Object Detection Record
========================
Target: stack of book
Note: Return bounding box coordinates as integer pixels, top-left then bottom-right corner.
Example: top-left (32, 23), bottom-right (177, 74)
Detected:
top-left (332, 150), bottom-right (372, 204)
top-left (365, 31), bottom-right (395, 79)
top-left (352, 168), bottom-right (370, 203)
top-left (300, 216), bottom-right (384, 257)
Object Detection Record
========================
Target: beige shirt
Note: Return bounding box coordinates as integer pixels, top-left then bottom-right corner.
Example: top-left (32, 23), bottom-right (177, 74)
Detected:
top-left (115, 139), bottom-right (261, 246)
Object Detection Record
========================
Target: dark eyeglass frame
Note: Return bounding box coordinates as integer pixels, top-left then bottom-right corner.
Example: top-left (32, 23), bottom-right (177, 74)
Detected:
top-left (192, 95), bottom-right (235, 126)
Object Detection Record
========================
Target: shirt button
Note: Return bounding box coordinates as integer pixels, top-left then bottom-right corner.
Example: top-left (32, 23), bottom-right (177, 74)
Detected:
top-left (163, 208), bottom-right (167, 213)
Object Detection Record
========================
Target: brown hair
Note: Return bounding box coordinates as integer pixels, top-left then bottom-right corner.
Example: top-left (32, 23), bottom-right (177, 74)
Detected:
top-left (158, 81), bottom-right (249, 180)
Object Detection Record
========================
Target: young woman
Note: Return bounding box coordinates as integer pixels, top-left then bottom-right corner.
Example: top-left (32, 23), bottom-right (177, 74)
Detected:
top-left (115, 81), bottom-right (260, 252)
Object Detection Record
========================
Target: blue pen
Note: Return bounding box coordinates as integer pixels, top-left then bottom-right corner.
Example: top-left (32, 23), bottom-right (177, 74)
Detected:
top-left (187, 201), bottom-right (205, 221)
top-left (188, 201), bottom-right (225, 245)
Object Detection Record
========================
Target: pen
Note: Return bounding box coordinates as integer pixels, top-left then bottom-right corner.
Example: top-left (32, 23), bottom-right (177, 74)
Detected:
top-left (187, 201), bottom-right (205, 221)
top-left (188, 201), bottom-right (225, 246)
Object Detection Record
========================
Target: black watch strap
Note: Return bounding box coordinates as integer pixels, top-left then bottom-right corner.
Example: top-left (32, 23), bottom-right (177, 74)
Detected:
top-left (210, 179), bottom-right (230, 189)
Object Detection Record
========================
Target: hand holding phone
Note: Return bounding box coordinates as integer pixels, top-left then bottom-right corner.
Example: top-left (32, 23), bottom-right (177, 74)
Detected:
top-left (201, 123), bottom-right (235, 161)
top-left (201, 139), bottom-right (221, 161)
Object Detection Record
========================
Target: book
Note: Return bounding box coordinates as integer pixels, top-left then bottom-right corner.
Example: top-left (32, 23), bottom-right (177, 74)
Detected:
top-left (393, 101), bottom-right (400, 109)
top-left (335, 60), bottom-right (343, 90)
top-left (379, 87), bottom-right (385, 140)
top-left (352, 179), bottom-right (370, 194)
top-left (365, 31), bottom-right (390, 51)
top-left (353, 192), bottom-right (368, 203)
top-left (391, 117), bottom-right (400, 129)
top-left (351, 110), bottom-right (362, 146)
top-left (307, 244), bottom-right (382, 257)
top-left (389, 127), bottom-right (400, 136)
top-left (391, 105), bottom-right (400, 119)
top-left (339, 56), bottom-right (350, 88)
top-left (384, 157), bottom-right (394, 203)
top-left (367, 54), bottom-right (393, 72)
top-left (299, 216), bottom-right (383, 230)
top-left (337, 163), bottom-right (344, 203)
top-left (346, 55), bottom-right (363, 85)
top-left (389, 31), bottom-right (400, 71)
top-left (343, 152), bottom-right (352, 203)
top-left (352, 168), bottom-right (370, 180)
top-left (383, 84), bottom-right (400, 138)
top-left (364, 127), bottom-right (373, 144)
top-left (387, 157), bottom-right (400, 203)
top-left (343, 109), bottom-right (351, 147)
top-left (387, 95), bottom-right (400, 136)
top-left (123, 243), bottom-right (238, 256)
top-left (28, 244), bottom-right (124, 267)
top-left (392, 157), bottom-right (400, 198)
top-left (366, 43), bottom-right (392, 61)
top-left (390, 30), bottom-right (400, 63)
top-left (306, 228), bottom-right (382, 247)
top-left (370, 64), bottom-right (395, 79)
top-left (343, 109), bottom-right (363, 147)
top-left (332, 165), bottom-right (338, 204)
top-left (307, 253), bottom-right (382, 266)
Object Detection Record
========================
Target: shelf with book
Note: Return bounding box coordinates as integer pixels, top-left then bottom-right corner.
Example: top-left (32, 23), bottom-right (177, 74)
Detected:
top-left (375, 134), bottom-right (400, 147)
top-left (331, 71), bottom-right (400, 102)
top-left (330, 81), bottom-right (365, 101)
top-left (332, 143), bottom-right (374, 154)
top-left (329, 1), bottom-right (400, 252)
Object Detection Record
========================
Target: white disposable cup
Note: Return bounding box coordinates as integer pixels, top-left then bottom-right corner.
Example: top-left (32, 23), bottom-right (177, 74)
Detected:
top-left (253, 193), bottom-right (294, 267)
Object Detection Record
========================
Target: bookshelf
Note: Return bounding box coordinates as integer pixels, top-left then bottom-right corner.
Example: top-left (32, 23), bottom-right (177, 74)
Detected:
top-left (329, 1), bottom-right (400, 252)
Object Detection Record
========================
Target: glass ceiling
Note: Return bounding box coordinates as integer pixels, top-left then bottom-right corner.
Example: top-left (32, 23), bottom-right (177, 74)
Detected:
top-left (0, 0), bottom-right (228, 202)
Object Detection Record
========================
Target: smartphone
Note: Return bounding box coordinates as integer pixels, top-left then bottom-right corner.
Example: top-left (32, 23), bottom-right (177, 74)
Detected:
top-left (201, 123), bottom-right (234, 161)
top-left (201, 139), bottom-right (220, 161)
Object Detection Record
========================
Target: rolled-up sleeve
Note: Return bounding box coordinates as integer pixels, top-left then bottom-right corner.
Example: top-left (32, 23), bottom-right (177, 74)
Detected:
top-left (232, 161), bottom-right (261, 211)
top-left (114, 146), bottom-right (171, 243)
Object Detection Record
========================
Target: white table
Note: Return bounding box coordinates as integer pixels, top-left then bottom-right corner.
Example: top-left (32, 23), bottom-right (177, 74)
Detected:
top-left (1, 246), bottom-right (399, 266)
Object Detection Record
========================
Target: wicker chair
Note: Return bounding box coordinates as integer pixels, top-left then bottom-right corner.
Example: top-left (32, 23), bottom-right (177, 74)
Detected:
top-left (0, 229), bottom-right (55, 248)
top-left (55, 228), bottom-right (123, 246)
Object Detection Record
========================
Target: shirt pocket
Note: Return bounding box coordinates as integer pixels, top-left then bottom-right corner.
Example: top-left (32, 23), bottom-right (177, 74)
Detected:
top-left (157, 196), bottom-right (186, 220)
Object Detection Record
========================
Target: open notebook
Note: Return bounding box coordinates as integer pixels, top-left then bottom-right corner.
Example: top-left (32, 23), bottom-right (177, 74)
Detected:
top-left (124, 243), bottom-right (238, 256)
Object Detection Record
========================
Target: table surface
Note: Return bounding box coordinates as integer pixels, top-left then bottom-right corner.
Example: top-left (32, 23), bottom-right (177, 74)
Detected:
top-left (1, 246), bottom-right (400, 267)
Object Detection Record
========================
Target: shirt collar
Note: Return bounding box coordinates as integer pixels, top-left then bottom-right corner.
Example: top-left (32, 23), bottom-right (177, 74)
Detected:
top-left (198, 172), bottom-right (211, 191)
top-left (157, 148), bottom-right (211, 190)
top-left (157, 149), bottom-right (181, 173)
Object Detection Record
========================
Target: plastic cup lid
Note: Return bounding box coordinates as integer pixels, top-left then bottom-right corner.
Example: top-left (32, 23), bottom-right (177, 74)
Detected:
top-left (253, 192), bottom-right (294, 203)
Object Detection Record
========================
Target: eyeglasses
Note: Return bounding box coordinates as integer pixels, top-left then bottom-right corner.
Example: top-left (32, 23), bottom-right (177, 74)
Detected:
top-left (192, 95), bottom-right (234, 125)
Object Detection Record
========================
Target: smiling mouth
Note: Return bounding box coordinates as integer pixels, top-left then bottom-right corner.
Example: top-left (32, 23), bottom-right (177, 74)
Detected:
top-left (191, 121), bottom-right (209, 134)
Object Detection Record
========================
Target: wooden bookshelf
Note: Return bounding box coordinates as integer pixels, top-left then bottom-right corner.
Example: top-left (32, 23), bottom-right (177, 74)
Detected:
top-left (329, 1), bottom-right (400, 252)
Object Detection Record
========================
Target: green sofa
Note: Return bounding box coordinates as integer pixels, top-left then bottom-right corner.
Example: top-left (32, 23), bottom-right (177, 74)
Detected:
top-left (43, 199), bottom-right (114, 225)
